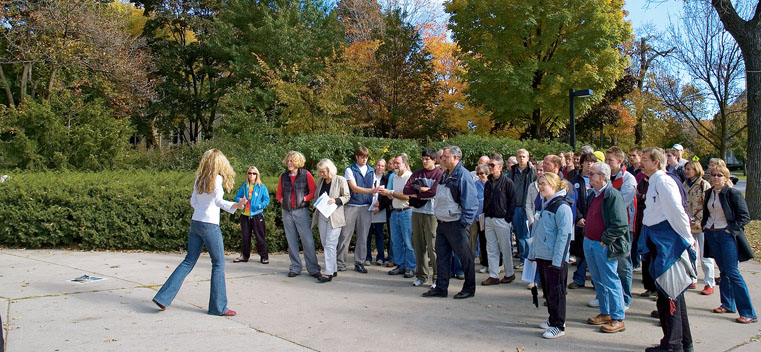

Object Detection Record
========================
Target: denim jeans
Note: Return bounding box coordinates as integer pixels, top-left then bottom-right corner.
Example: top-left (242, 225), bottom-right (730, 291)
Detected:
top-left (390, 209), bottom-right (415, 270)
top-left (153, 220), bottom-right (229, 315)
top-left (451, 252), bottom-right (464, 276)
top-left (584, 238), bottom-right (625, 320)
top-left (513, 207), bottom-right (530, 263)
top-left (366, 222), bottom-right (386, 262)
top-left (618, 250), bottom-right (633, 307)
top-left (572, 256), bottom-right (587, 285)
top-left (705, 229), bottom-right (757, 318)
top-left (282, 208), bottom-right (321, 275)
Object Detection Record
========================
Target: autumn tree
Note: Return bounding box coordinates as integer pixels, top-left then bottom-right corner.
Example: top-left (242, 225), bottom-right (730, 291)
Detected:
top-left (655, 1), bottom-right (746, 161)
top-left (576, 72), bottom-right (637, 148)
top-left (446, 0), bottom-right (631, 139)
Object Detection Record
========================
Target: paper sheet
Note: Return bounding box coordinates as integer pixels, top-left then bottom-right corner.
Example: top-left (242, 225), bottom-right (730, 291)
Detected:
top-left (314, 193), bottom-right (338, 218)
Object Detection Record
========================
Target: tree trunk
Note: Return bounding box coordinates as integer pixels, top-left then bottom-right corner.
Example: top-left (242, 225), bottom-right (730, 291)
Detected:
top-left (45, 66), bottom-right (57, 100)
top-left (19, 63), bottom-right (30, 104)
top-left (743, 49), bottom-right (761, 218)
top-left (0, 64), bottom-right (14, 107)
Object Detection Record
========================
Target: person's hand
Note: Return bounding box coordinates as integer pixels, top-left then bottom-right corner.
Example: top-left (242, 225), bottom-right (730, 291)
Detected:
top-left (304, 196), bottom-right (308, 202)
top-left (241, 196), bottom-right (248, 205)
top-left (374, 201), bottom-right (380, 208)
top-left (373, 208), bottom-right (380, 215)
top-left (327, 198), bottom-right (335, 205)
top-left (370, 186), bottom-right (380, 194)
top-left (576, 218), bottom-right (586, 227)
top-left (380, 189), bottom-right (392, 197)
top-left (420, 186), bottom-right (430, 193)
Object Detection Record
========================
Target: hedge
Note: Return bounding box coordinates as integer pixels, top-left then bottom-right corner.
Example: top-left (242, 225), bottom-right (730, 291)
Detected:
top-left (0, 171), bottom-right (297, 251)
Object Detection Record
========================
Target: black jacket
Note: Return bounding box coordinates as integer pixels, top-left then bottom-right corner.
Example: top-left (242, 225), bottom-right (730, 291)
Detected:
top-left (377, 173), bottom-right (392, 212)
top-left (483, 174), bottom-right (516, 223)
top-left (701, 185), bottom-right (754, 262)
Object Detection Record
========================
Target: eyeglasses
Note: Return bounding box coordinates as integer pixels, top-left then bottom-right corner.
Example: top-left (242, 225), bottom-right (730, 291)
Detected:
top-left (711, 174), bottom-right (724, 178)
top-left (476, 172), bottom-right (486, 176)
top-left (488, 163), bottom-right (497, 167)
top-left (248, 172), bottom-right (258, 175)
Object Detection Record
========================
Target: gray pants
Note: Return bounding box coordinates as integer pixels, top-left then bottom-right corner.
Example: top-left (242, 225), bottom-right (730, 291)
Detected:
top-left (412, 212), bottom-right (437, 282)
top-left (337, 205), bottom-right (372, 268)
top-left (485, 217), bottom-right (514, 278)
top-left (282, 207), bottom-right (320, 275)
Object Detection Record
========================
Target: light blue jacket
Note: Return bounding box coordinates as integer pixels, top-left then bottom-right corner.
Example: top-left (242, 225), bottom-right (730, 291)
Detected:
top-left (234, 182), bottom-right (270, 217)
top-left (527, 190), bottom-right (574, 268)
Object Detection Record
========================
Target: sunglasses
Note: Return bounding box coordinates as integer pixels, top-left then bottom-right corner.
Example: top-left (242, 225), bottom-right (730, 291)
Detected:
top-left (248, 172), bottom-right (258, 175)
top-left (711, 174), bottom-right (724, 178)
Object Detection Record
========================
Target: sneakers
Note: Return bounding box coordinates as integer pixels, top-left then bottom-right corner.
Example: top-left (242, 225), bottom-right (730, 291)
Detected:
top-left (337, 266), bottom-right (347, 272)
top-left (539, 320), bottom-right (566, 329)
top-left (587, 314), bottom-right (612, 325)
top-left (479, 266), bottom-right (488, 273)
top-left (481, 277), bottom-right (500, 286)
top-left (501, 274), bottom-right (516, 283)
top-left (364, 260), bottom-right (372, 266)
top-left (388, 266), bottom-right (405, 275)
top-left (542, 326), bottom-right (565, 339)
top-left (701, 285), bottom-right (714, 295)
top-left (587, 298), bottom-right (599, 307)
top-left (412, 279), bottom-right (424, 287)
top-left (431, 282), bottom-right (437, 289)
top-left (355, 264), bottom-right (368, 274)
top-left (600, 319), bottom-right (625, 333)
top-left (527, 282), bottom-right (536, 290)
top-left (633, 266), bottom-right (642, 272)
top-left (403, 269), bottom-right (415, 278)
top-left (375, 259), bottom-right (383, 266)
top-left (688, 283), bottom-right (697, 289)
top-left (514, 263), bottom-right (524, 270)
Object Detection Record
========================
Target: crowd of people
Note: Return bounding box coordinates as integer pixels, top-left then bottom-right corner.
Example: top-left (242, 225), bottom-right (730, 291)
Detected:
top-left (151, 143), bottom-right (756, 351)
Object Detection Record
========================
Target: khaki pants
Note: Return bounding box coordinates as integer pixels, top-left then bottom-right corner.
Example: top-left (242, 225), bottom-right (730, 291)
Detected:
top-left (412, 212), bottom-right (437, 282)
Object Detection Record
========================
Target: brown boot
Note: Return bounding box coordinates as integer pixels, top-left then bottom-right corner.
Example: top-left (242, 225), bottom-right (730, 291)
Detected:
top-left (600, 319), bottom-right (625, 333)
top-left (587, 314), bottom-right (612, 325)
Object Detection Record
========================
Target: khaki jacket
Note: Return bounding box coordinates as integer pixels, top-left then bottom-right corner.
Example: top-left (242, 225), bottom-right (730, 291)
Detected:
top-left (683, 178), bottom-right (710, 234)
top-left (311, 176), bottom-right (351, 229)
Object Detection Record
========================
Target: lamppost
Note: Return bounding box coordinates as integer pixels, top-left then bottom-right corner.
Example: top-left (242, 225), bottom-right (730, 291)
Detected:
top-left (569, 88), bottom-right (593, 151)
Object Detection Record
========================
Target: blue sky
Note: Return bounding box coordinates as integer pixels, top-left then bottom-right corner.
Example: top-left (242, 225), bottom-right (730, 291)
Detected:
top-left (623, 0), bottom-right (684, 33)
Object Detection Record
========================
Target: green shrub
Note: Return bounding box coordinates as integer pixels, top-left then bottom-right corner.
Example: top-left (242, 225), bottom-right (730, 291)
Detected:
top-left (0, 171), bottom-right (309, 252)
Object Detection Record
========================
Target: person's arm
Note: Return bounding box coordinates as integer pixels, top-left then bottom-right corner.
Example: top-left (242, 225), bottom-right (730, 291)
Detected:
top-left (659, 176), bottom-right (693, 241)
top-left (276, 176), bottom-right (283, 203)
top-left (190, 179), bottom-right (198, 209)
top-left (459, 176), bottom-right (479, 227)
top-left (337, 177), bottom-right (351, 205)
top-left (234, 182), bottom-right (246, 203)
top-left (303, 171), bottom-right (317, 202)
top-left (620, 174), bottom-right (636, 210)
top-left (552, 205), bottom-right (574, 268)
top-left (259, 184), bottom-right (270, 210)
top-left (402, 171), bottom-right (418, 195)
top-left (730, 188), bottom-right (751, 228)
top-left (214, 176), bottom-right (238, 214)
top-left (601, 191), bottom-right (628, 245)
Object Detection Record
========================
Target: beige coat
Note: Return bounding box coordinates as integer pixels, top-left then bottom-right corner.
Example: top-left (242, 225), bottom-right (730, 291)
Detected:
top-left (311, 175), bottom-right (351, 229)
top-left (684, 177), bottom-right (711, 234)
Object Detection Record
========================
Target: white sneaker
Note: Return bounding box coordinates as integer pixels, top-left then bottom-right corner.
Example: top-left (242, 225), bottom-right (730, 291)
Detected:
top-left (539, 320), bottom-right (566, 329)
top-left (633, 267), bottom-right (642, 272)
top-left (412, 279), bottom-right (423, 286)
top-left (527, 283), bottom-right (536, 290)
top-left (479, 266), bottom-right (488, 273)
top-left (587, 298), bottom-right (600, 307)
top-left (624, 304), bottom-right (630, 311)
top-left (431, 282), bottom-right (437, 289)
top-left (542, 326), bottom-right (565, 339)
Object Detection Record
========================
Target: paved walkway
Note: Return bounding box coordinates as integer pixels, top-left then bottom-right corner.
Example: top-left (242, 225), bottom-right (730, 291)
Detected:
top-left (1, 249), bottom-right (760, 351)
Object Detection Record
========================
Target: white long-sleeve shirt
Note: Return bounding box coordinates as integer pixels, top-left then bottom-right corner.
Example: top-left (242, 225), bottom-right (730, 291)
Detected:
top-left (643, 170), bottom-right (694, 245)
top-left (190, 175), bottom-right (237, 225)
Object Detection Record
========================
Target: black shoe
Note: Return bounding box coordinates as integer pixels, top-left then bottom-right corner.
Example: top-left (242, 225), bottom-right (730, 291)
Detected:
top-left (355, 264), bottom-right (368, 274)
top-left (650, 310), bottom-right (659, 318)
top-left (317, 275), bottom-right (332, 283)
top-left (453, 291), bottom-right (475, 299)
top-left (388, 266), bottom-right (405, 275)
top-left (310, 272), bottom-right (321, 278)
top-left (403, 269), bottom-right (415, 278)
top-left (422, 289), bottom-right (447, 298)
top-left (332, 272), bottom-right (337, 277)
top-left (287, 271), bottom-right (299, 277)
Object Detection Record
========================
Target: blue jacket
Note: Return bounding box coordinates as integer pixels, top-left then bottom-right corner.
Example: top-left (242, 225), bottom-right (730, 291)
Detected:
top-left (347, 163), bottom-right (375, 206)
top-left (441, 161), bottom-right (479, 227)
top-left (528, 190), bottom-right (574, 268)
top-left (234, 182), bottom-right (270, 217)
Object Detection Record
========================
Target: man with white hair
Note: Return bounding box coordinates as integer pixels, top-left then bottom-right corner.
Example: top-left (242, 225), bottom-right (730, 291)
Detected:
top-left (640, 148), bottom-right (695, 352)
top-left (583, 162), bottom-right (629, 334)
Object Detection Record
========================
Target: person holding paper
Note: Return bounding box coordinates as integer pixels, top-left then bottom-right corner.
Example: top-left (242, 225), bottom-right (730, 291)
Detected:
top-left (311, 159), bottom-right (351, 283)
top-left (381, 154), bottom-right (414, 278)
top-left (152, 149), bottom-right (245, 316)
top-left (527, 172), bottom-right (573, 339)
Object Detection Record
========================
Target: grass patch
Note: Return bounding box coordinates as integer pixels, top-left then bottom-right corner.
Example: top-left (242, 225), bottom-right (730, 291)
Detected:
top-left (746, 220), bottom-right (761, 259)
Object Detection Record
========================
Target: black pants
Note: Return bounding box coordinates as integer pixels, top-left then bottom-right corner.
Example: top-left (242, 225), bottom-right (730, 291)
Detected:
top-left (366, 222), bottom-right (386, 262)
top-left (240, 214), bottom-right (268, 261)
top-left (478, 229), bottom-right (488, 266)
top-left (642, 255), bottom-right (657, 292)
top-left (537, 259), bottom-right (568, 330)
top-left (434, 221), bottom-right (475, 294)
top-left (656, 292), bottom-right (692, 350)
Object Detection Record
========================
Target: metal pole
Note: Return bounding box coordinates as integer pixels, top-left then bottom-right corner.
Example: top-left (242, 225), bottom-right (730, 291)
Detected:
top-left (569, 89), bottom-right (576, 151)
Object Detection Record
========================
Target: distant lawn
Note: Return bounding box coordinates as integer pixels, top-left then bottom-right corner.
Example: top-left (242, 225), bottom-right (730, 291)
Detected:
top-left (747, 221), bottom-right (761, 259)
top-left (735, 174), bottom-right (747, 181)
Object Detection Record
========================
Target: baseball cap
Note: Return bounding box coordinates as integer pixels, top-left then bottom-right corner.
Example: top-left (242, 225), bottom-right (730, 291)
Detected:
top-left (672, 144), bottom-right (684, 151)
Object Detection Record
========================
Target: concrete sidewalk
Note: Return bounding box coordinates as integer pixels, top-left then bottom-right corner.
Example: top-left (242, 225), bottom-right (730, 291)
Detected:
top-left (1, 249), bottom-right (760, 352)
